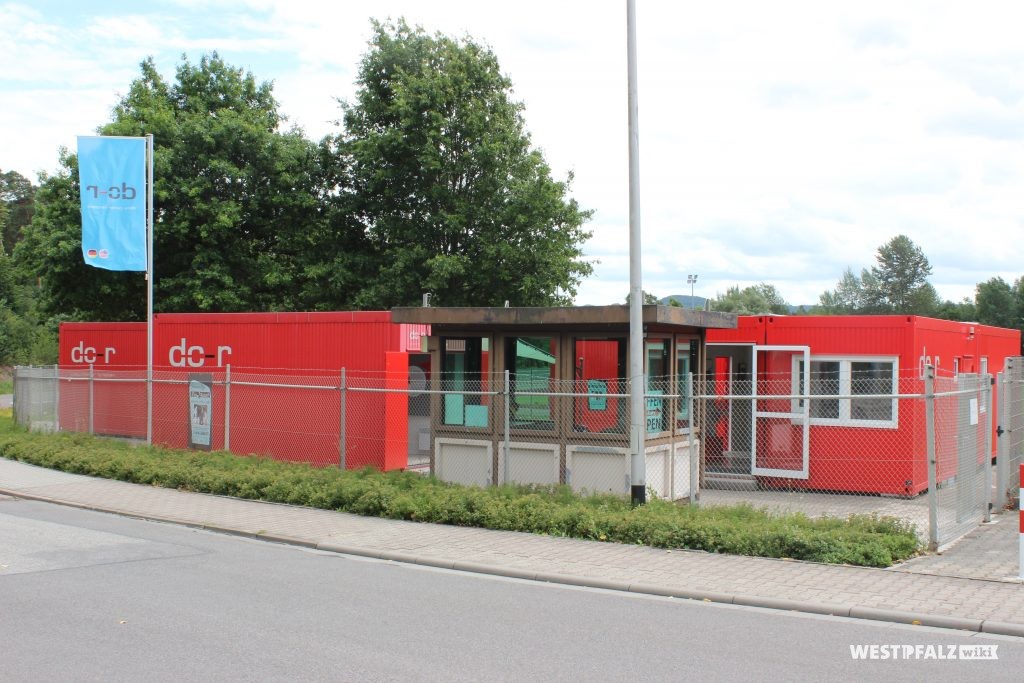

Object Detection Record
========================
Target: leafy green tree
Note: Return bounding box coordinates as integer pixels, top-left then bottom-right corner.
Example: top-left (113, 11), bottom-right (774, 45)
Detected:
top-left (817, 267), bottom-right (871, 313)
top-left (818, 235), bottom-right (938, 315)
top-left (16, 54), bottom-right (326, 320)
top-left (975, 277), bottom-right (1018, 329)
top-left (336, 19), bottom-right (592, 308)
top-left (0, 169), bottom-right (35, 256)
top-left (625, 290), bottom-right (660, 305)
top-left (0, 202), bottom-right (7, 256)
top-left (868, 235), bottom-right (938, 314)
top-left (933, 297), bottom-right (977, 322)
top-left (711, 283), bottom-right (789, 314)
top-left (0, 245), bottom-right (14, 304)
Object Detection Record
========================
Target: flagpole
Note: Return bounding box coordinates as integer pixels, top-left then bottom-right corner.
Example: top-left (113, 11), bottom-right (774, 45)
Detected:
top-left (146, 133), bottom-right (154, 446)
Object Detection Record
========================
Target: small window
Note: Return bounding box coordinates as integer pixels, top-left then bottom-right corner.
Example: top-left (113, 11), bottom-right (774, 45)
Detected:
top-left (506, 336), bottom-right (557, 430)
top-left (675, 340), bottom-right (696, 431)
top-left (441, 337), bottom-right (489, 427)
top-left (851, 361), bottom-right (893, 421)
top-left (794, 356), bottom-right (897, 428)
top-left (646, 340), bottom-right (668, 433)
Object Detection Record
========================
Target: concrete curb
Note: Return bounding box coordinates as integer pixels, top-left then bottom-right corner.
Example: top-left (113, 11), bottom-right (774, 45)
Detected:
top-left (3, 484), bottom-right (1023, 638)
top-left (848, 606), bottom-right (983, 632)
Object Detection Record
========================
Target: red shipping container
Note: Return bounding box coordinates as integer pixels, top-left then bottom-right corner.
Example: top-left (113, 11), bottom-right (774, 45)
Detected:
top-left (706, 315), bottom-right (1020, 495)
top-left (59, 312), bottom-right (428, 470)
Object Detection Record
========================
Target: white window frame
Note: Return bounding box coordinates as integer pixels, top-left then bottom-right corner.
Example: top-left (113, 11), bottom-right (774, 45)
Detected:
top-left (791, 355), bottom-right (899, 429)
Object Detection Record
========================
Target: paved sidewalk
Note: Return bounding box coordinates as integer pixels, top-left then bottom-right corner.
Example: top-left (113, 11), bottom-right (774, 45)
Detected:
top-left (1, 457), bottom-right (1022, 636)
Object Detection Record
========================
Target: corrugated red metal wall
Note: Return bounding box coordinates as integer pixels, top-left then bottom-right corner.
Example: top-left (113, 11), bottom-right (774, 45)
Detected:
top-left (707, 315), bottom-right (1021, 495)
top-left (58, 313), bottom-right (429, 471)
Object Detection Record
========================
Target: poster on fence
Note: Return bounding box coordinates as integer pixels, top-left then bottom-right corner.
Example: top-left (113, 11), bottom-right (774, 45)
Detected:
top-left (188, 374), bottom-right (213, 450)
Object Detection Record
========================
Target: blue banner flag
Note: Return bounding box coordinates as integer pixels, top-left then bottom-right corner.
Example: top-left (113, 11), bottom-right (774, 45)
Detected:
top-left (78, 136), bottom-right (147, 271)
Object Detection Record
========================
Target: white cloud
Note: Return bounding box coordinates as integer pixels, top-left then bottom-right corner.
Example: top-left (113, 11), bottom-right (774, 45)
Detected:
top-left (3, 0), bottom-right (1024, 308)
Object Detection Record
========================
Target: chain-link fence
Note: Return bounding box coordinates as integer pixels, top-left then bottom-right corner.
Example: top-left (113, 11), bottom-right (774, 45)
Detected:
top-left (696, 365), bottom-right (997, 549)
top-left (10, 361), bottom-right (1012, 548)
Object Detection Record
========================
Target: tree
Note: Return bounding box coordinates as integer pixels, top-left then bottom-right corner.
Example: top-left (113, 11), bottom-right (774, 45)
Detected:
top-left (975, 277), bottom-right (1018, 329)
top-left (336, 20), bottom-right (593, 308)
top-left (16, 54), bottom-right (326, 320)
top-left (868, 235), bottom-right (938, 314)
top-left (817, 267), bottom-right (870, 313)
top-left (0, 169), bottom-right (35, 256)
top-left (711, 283), bottom-right (789, 315)
top-left (0, 245), bottom-right (13, 304)
top-left (933, 297), bottom-right (976, 322)
top-left (625, 290), bottom-right (660, 305)
top-left (817, 235), bottom-right (939, 315)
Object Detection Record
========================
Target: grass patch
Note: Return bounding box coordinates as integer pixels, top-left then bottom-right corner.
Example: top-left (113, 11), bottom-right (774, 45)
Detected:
top-left (0, 415), bottom-right (920, 567)
top-left (0, 380), bottom-right (11, 394)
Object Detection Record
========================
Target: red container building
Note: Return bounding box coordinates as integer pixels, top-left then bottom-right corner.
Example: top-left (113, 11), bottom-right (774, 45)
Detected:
top-left (59, 312), bottom-right (429, 470)
top-left (705, 315), bottom-right (1021, 495)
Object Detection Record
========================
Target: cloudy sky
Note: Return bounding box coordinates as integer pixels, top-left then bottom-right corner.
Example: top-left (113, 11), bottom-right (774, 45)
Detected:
top-left (2, 1), bottom-right (1023, 307)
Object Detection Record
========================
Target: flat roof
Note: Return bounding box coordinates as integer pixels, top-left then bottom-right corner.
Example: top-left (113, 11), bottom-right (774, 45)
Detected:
top-left (391, 305), bottom-right (737, 331)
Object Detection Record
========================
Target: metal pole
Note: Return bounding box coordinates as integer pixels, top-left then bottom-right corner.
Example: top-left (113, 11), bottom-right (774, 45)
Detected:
top-left (687, 372), bottom-right (699, 504)
top-left (626, 0), bottom-right (646, 506)
top-left (925, 364), bottom-right (938, 550)
top-left (984, 373), bottom-right (993, 523)
top-left (224, 364), bottom-right (231, 452)
top-left (53, 364), bottom-right (60, 432)
top-left (145, 133), bottom-right (154, 446)
top-left (88, 364), bottom-right (94, 435)
top-left (11, 367), bottom-right (17, 426)
top-left (503, 369), bottom-right (511, 485)
top-left (339, 368), bottom-right (347, 470)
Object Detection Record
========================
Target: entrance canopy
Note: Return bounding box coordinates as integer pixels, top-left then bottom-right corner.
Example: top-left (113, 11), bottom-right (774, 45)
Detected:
top-left (392, 304), bottom-right (735, 333)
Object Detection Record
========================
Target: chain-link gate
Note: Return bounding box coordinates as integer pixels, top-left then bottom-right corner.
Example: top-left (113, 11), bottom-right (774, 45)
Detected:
top-left (997, 357), bottom-right (1024, 511)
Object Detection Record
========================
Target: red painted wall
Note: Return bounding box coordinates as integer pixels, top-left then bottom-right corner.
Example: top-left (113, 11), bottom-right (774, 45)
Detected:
top-left (573, 339), bottom-right (625, 434)
top-left (58, 312), bottom-right (429, 470)
top-left (707, 315), bottom-right (1020, 495)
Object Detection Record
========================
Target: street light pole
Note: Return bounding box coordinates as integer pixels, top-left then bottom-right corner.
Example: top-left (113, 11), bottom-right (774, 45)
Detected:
top-left (627, 0), bottom-right (646, 506)
top-left (687, 274), bottom-right (698, 309)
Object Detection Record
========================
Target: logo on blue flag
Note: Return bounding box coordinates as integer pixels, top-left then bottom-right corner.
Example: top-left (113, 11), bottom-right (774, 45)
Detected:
top-left (78, 136), bottom-right (147, 271)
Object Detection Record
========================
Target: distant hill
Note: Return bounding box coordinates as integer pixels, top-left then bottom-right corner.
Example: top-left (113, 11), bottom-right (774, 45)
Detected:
top-left (660, 294), bottom-right (708, 309)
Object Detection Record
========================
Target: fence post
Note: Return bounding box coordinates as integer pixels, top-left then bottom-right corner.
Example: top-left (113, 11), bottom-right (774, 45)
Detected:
top-left (926, 364), bottom-right (938, 551)
top-left (11, 366), bottom-right (19, 426)
top-left (503, 369), bottom-right (510, 486)
top-left (687, 372), bottom-right (699, 505)
top-left (88, 363), bottom-right (94, 435)
top-left (146, 364), bottom-right (152, 446)
top-left (53, 364), bottom-right (60, 433)
top-left (984, 374), bottom-right (993, 523)
top-left (997, 365), bottom-right (1010, 512)
top-left (338, 367), bottom-right (347, 470)
top-left (224, 364), bottom-right (231, 452)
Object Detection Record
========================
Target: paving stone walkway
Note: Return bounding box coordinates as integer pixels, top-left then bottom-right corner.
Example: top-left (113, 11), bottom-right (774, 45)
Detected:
top-left (1, 457), bottom-right (1022, 636)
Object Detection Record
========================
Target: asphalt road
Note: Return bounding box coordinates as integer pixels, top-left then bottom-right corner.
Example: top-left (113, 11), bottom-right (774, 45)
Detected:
top-left (1, 496), bottom-right (1022, 681)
